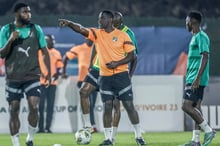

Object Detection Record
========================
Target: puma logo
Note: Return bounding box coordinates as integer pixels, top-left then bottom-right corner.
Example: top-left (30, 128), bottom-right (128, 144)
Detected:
top-left (186, 92), bottom-right (191, 97)
top-left (18, 46), bottom-right (31, 57)
top-left (37, 89), bottom-right (41, 93)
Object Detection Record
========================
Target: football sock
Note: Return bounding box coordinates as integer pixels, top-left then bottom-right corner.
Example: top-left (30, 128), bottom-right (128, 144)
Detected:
top-left (192, 130), bottom-right (200, 142)
top-left (11, 133), bottom-right (20, 146)
top-left (111, 126), bottom-right (118, 140)
top-left (199, 120), bottom-right (212, 133)
top-left (104, 127), bottom-right (112, 140)
top-left (82, 114), bottom-right (92, 127)
top-left (26, 125), bottom-right (38, 142)
top-left (133, 123), bottom-right (142, 138)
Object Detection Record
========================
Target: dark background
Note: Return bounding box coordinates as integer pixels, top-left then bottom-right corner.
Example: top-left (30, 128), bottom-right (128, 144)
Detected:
top-left (0, 0), bottom-right (220, 75)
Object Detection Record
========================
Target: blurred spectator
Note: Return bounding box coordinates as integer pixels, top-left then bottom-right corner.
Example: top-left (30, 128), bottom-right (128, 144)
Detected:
top-left (38, 34), bottom-right (63, 133)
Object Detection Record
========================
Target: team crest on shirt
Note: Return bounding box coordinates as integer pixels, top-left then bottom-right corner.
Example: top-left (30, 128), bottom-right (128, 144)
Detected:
top-left (112, 36), bottom-right (118, 42)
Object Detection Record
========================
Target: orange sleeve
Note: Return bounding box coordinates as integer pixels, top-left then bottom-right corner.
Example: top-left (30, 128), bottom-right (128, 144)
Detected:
top-left (123, 33), bottom-right (135, 53)
top-left (65, 45), bottom-right (81, 60)
top-left (87, 28), bottom-right (97, 42)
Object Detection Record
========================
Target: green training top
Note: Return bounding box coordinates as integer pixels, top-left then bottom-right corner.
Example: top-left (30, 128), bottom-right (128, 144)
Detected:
top-left (0, 23), bottom-right (46, 49)
top-left (0, 23), bottom-right (47, 81)
top-left (185, 30), bottom-right (210, 86)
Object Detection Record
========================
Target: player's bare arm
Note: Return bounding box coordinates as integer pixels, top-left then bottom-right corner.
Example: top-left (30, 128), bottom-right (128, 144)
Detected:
top-left (58, 19), bottom-right (89, 37)
top-left (192, 52), bottom-right (209, 90)
top-left (0, 31), bottom-right (19, 58)
top-left (106, 51), bottom-right (135, 69)
top-left (61, 55), bottom-right (69, 78)
top-left (89, 44), bottom-right (96, 70)
top-left (41, 48), bottom-right (51, 85)
top-left (129, 54), bottom-right (137, 78)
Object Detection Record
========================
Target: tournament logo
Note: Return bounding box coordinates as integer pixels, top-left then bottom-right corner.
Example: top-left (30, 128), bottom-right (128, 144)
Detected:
top-left (112, 36), bottom-right (118, 42)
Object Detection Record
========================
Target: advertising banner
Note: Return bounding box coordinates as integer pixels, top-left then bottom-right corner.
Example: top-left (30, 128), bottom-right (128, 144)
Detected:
top-left (0, 75), bottom-right (184, 133)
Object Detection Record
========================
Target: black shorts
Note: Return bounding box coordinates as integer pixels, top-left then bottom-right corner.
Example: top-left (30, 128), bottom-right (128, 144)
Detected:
top-left (98, 71), bottom-right (133, 102)
top-left (183, 84), bottom-right (205, 106)
top-left (84, 68), bottom-right (99, 90)
top-left (5, 79), bottom-right (41, 103)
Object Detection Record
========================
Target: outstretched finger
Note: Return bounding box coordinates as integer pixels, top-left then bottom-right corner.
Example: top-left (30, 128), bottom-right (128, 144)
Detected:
top-left (58, 19), bottom-right (66, 26)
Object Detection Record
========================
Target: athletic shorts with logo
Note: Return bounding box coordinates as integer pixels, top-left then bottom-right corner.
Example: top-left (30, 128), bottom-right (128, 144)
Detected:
top-left (98, 71), bottom-right (133, 102)
top-left (183, 83), bottom-right (205, 107)
top-left (5, 79), bottom-right (41, 102)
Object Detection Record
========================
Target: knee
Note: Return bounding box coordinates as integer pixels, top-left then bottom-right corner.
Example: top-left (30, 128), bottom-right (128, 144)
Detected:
top-left (29, 103), bottom-right (39, 114)
top-left (9, 108), bottom-right (19, 118)
top-left (113, 100), bottom-right (120, 112)
top-left (79, 87), bottom-right (89, 98)
top-left (9, 102), bottom-right (20, 117)
top-left (182, 101), bottom-right (193, 114)
top-left (104, 101), bottom-right (113, 113)
top-left (122, 100), bottom-right (135, 112)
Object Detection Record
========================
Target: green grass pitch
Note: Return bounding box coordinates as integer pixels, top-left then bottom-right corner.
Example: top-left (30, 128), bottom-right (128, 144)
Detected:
top-left (0, 132), bottom-right (219, 146)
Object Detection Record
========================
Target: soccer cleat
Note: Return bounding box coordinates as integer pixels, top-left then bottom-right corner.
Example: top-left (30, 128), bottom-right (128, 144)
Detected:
top-left (99, 139), bottom-right (113, 146)
top-left (202, 130), bottom-right (216, 146)
top-left (26, 141), bottom-right (34, 146)
top-left (179, 141), bottom-right (201, 146)
top-left (136, 137), bottom-right (147, 146)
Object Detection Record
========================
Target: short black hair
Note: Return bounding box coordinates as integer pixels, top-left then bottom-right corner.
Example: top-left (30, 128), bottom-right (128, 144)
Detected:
top-left (188, 10), bottom-right (202, 23)
top-left (101, 10), bottom-right (114, 19)
top-left (114, 11), bottom-right (123, 20)
top-left (114, 11), bottom-right (123, 17)
top-left (14, 3), bottom-right (29, 12)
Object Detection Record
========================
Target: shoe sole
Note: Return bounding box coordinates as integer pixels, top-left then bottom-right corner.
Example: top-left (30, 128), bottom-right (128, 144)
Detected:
top-left (136, 143), bottom-right (146, 146)
top-left (179, 143), bottom-right (201, 146)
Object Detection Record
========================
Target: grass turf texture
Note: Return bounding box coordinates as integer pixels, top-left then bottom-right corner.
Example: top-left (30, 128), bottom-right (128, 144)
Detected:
top-left (0, 132), bottom-right (219, 146)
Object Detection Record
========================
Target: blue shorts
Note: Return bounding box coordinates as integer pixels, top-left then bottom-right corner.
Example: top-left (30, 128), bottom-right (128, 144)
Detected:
top-left (5, 79), bottom-right (41, 102)
top-left (183, 84), bottom-right (205, 106)
top-left (84, 68), bottom-right (99, 90)
top-left (98, 71), bottom-right (133, 102)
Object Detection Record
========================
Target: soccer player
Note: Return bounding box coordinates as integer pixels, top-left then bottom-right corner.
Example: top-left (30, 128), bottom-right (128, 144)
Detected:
top-left (62, 39), bottom-right (93, 88)
top-left (62, 39), bottom-right (98, 132)
top-left (79, 46), bottom-right (100, 133)
top-left (38, 34), bottom-right (63, 133)
top-left (0, 3), bottom-right (51, 146)
top-left (111, 11), bottom-right (138, 143)
top-left (59, 10), bottom-right (146, 146)
top-left (180, 10), bottom-right (216, 146)
top-left (77, 11), bottom-right (139, 137)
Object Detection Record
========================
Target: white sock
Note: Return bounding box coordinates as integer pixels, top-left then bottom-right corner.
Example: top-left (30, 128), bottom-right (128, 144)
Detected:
top-left (111, 126), bottom-right (118, 140)
top-left (82, 114), bottom-right (92, 127)
top-left (199, 120), bottom-right (212, 133)
top-left (26, 125), bottom-right (38, 142)
top-left (133, 123), bottom-right (142, 138)
top-left (192, 130), bottom-right (200, 142)
top-left (11, 133), bottom-right (20, 146)
top-left (104, 128), bottom-right (112, 140)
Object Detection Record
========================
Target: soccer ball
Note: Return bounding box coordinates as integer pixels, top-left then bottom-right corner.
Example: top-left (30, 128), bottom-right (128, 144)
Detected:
top-left (75, 129), bottom-right (92, 145)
